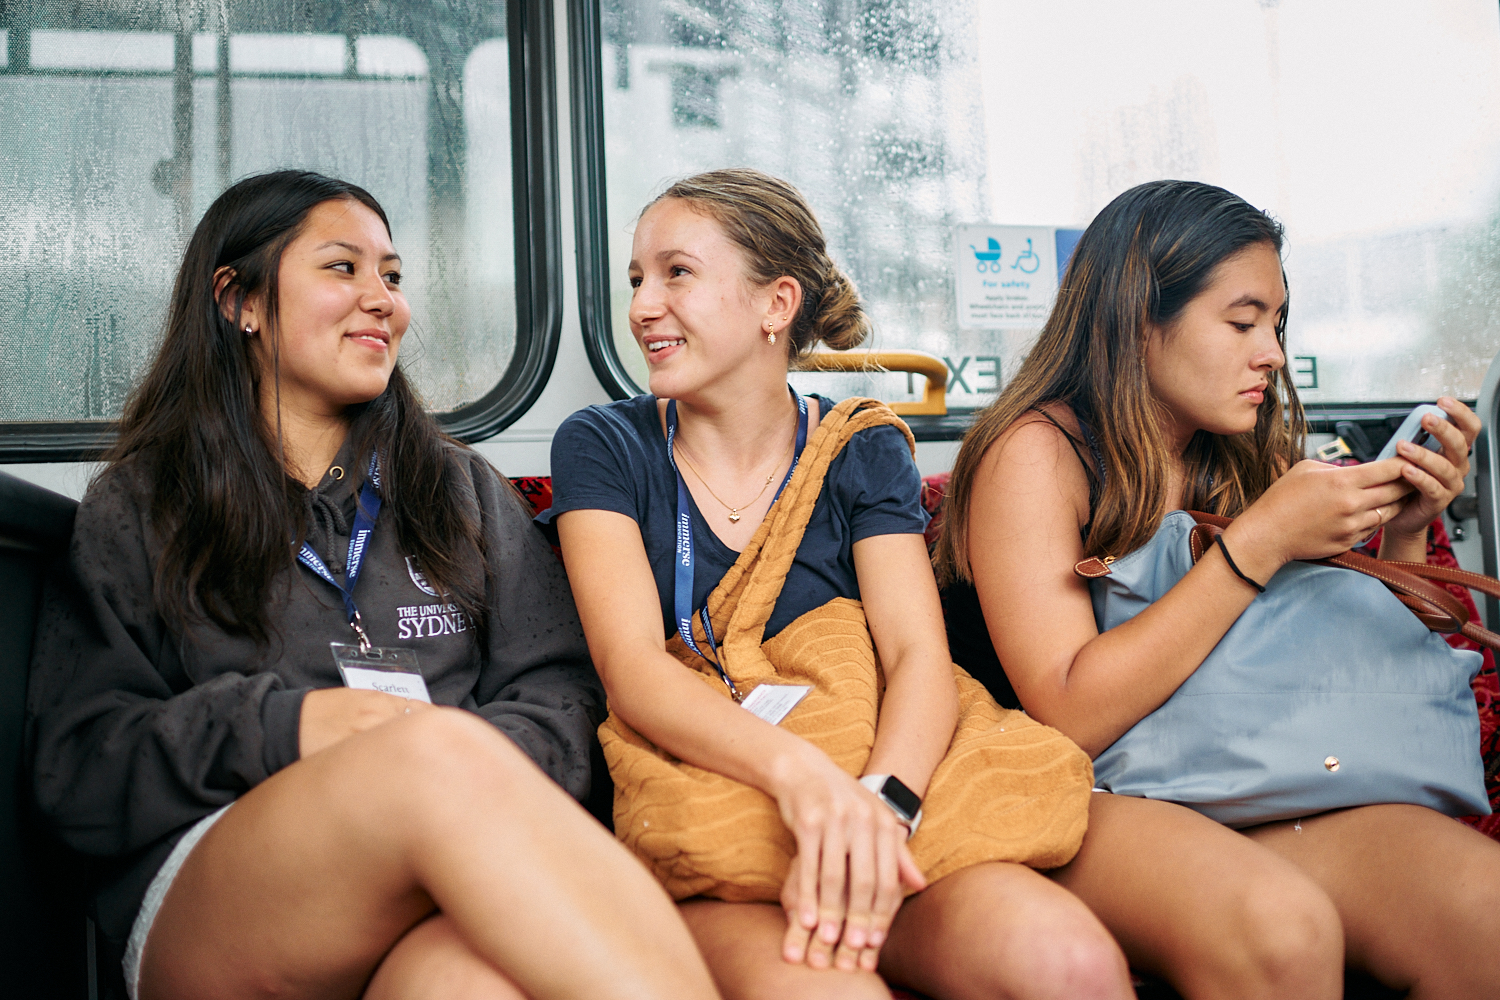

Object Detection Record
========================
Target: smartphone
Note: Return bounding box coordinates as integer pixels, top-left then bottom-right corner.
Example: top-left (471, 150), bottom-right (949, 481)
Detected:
top-left (1375, 404), bottom-right (1451, 462)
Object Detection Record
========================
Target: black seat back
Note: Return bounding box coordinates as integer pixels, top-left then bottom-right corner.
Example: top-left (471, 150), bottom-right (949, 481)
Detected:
top-left (1, 470), bottom-right (89, 999)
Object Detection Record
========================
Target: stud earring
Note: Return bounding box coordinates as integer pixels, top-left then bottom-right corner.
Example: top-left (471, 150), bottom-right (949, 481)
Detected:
top-left (243, 325), bottom-right (254, 336)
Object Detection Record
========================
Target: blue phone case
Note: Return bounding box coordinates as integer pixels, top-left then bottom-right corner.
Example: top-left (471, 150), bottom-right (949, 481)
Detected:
top-left (1375, 404), bottom-right (1450, 462)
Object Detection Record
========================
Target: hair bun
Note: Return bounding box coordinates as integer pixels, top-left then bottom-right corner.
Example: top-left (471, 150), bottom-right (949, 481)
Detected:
top-left (808, 265), bottom-right (870, 353)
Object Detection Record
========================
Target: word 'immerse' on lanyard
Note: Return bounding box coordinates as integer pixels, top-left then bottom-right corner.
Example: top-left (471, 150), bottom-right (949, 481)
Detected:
top-left (667, 387), bottom-right (809, 701)
top-left (297, 454), bottom-right (382, 652)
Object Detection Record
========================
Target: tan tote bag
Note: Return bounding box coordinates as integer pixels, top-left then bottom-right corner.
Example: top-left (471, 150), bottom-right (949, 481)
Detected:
top-left (600, 397), bottom-right (1094, 902)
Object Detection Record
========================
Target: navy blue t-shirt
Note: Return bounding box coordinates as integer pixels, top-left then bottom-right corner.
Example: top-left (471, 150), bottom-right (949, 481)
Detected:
top-left (539, 394), bottom-right (928, 642)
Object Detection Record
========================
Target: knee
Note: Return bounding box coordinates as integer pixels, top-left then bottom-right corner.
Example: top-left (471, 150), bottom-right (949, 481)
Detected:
top-left (367, 915), bottom-right (525, 1000)
top-left (1227, 875), bottom-right (1343, 996)
top-left (1000, 907), bottom-right (1131, 1000)
top-left (373, 708), bottom-right (540, 805)
top-left (393, 708), bottom-right (526, 774)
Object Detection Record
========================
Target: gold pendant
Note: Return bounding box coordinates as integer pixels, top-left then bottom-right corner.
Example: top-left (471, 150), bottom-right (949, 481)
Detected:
top-left (728, 510), bottom-right (741, 522)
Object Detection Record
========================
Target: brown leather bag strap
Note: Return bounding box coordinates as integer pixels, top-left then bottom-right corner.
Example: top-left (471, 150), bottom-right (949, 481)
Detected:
top-left (1376, 560), bottom-right (1500, 601)
top-left (1184, 511), bottom-right (1500, 647)
top-left (1319, 548), bottom-right (1470, 631)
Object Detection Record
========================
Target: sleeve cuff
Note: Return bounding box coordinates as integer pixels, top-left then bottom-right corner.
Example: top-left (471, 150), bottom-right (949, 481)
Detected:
top-left (533, 492), bottom-right (640, 526)
top-left (260, 687), bottom-right (310, 775)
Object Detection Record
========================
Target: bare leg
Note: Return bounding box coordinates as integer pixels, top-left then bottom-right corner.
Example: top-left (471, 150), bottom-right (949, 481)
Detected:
top-left (682, 900), bottom-right (894, 1000)
top-left (880, 861), bottom-right (1132, 1000)
top-left (1050, 794), bottom-right (1343, 1000)
top-left (682, 862), bottom-right (1129, 1000)
top-left (139, 708), bottom-right (718, 1000)
top-left (1247, 803), bottom-right (1500, 998)
top-left (364, 916), bottom-right (526, 1000)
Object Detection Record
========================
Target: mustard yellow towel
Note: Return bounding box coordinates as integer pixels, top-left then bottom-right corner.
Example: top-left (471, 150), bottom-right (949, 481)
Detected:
top-left (600, 398), bottom-right (1093, 901)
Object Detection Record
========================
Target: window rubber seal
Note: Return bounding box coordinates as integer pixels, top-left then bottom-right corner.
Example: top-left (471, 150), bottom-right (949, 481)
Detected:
top-left (0, 0), bottom-right (563, 461)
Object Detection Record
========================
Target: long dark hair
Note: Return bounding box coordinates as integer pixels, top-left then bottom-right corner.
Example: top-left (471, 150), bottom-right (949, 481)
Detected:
top-left (935, 179), bottom-right (1305, 584)
top-left (106, 170), bottom-right (486, 645)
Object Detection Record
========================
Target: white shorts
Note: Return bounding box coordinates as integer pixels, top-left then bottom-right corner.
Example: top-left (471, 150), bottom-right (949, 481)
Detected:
top-left (122, 804), bottom-right (232, 1000)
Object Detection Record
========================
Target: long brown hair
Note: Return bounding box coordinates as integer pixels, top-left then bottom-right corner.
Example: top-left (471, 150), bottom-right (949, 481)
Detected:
top-left (934, 179), bottom-right (1305, 585)
top-left (648, 168), bottom-right (870, 358)
top-left (105, 170), bottom-right (486, 645)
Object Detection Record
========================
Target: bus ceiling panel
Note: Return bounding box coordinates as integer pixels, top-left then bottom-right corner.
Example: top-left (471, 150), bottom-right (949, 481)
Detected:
top-left (571, 0), bottom-right (1500, 416)
top-left (0, 0), bottom-right (561, 462)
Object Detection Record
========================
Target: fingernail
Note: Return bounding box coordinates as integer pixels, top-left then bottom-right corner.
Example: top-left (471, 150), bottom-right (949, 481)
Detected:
top-left (869, 930), bottom-right (885, 947)
top-left (820, 921), bottom-right (840, 943)
top-left (802, 909), bottom-right (818, 929)
top-left (847, 928), bottom-right (866, 948)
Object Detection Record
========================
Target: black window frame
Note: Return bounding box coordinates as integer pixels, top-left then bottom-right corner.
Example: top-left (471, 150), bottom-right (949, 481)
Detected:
top-left (0, 0), bottom-right (563, 463)
top-left (568, 0), bottom-right (1469, 442)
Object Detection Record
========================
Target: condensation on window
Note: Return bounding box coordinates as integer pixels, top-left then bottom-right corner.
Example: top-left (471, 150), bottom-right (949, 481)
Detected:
top-left (600, 0), bottom-right (1500, 405)
top-left (600, 0), bottom-right (988, 396)
top-left (0, 3), bottom-right (514, 423)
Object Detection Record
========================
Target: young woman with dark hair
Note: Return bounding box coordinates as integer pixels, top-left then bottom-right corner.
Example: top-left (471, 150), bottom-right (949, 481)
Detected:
top-left (28, 170), bottom-right (717, 1000)
top-left (546, 168), bottom-right (1131, 1000)
top-left (936, 178), bottom-right (1500, 998)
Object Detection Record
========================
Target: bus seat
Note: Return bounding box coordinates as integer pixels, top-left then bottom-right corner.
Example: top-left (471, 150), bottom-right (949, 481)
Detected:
top-left (510, 475), bottom-right (554, 514)
top-left (1, 470), bottom-right (97, 999)
top-left (800, 350), bottom-right (949, 416)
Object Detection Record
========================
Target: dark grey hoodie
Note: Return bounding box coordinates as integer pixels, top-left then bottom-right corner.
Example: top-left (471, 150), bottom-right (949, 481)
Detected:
top-left (27, 441), bottom-right (603, 945)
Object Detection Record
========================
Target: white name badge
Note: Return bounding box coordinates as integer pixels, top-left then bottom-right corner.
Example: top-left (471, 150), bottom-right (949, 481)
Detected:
top-left (740, 684), bottom-right (811, 726)
top-left (331, 642), bottom-right (432, 703)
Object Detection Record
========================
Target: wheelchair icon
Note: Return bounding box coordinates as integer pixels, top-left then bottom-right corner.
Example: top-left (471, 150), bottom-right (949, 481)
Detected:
top-left (969, 238), bottom-right (1003, 273)
top-left (1011, 238), bottom-right (1040, 274)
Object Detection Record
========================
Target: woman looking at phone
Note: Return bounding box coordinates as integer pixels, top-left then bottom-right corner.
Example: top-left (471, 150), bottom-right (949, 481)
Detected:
top-left (29, 170), bottom-right (717, 1000)
top-left (547, 168), bottom-right (1129, 1000)
top-left (935, 178), bottom-right (1500, 998)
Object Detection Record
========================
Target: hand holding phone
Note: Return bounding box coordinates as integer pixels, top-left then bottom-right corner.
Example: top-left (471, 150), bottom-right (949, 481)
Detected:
top-left (1375, 404), bottom-right (1452, 463)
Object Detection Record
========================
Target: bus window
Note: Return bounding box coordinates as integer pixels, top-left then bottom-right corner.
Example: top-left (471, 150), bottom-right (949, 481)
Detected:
top-left (577, 0), bottom-right (1500, 416)
top-left (0, 1), bottom-right (559, 460)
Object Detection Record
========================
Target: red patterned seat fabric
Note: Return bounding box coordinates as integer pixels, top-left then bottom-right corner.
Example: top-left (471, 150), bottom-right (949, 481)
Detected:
top-left (510, 475), bottom-right (554, 515)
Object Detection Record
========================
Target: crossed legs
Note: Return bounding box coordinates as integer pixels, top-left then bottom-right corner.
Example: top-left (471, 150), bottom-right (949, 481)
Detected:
top-left (138, 707), bottom-right (718, 1000)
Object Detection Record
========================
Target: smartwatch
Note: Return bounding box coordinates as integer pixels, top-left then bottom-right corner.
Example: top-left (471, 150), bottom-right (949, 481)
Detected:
top-left (859, 774), bottom-right (923, 839)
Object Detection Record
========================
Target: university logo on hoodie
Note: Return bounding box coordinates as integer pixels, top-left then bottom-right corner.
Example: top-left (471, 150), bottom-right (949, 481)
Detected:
top-left (398, 556), bottom-right (470, 638)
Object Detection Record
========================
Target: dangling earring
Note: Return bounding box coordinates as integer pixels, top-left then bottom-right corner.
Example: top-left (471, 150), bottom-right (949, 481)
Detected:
top-left (765, 321), bottom-right (776, 346)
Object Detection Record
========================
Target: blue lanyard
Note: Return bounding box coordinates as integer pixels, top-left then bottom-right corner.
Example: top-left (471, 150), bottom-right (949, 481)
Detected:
top-left (297, 453), bottom-right (382, 651)
top-left (666, 387), bottom-right (809, 700)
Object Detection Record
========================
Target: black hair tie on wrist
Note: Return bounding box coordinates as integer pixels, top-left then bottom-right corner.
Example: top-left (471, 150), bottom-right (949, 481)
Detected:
top-left (1215, 535), bottom-right (1266, 594)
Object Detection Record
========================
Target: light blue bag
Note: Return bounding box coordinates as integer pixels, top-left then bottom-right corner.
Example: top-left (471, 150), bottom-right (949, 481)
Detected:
top-left (1089, 510), bottom-right (1489, 827)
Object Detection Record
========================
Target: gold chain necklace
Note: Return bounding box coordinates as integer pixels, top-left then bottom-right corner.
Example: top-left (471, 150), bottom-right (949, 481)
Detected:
top-left (675, 431), bottom-right (796, 523)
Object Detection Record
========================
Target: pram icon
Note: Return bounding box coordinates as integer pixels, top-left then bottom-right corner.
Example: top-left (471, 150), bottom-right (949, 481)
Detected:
top-left (969, 237), bottom-right (1002, 272)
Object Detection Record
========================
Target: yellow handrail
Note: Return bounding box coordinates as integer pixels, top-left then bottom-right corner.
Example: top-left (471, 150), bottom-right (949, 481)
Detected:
top-left (798, 350), bottom-right (948, 416)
